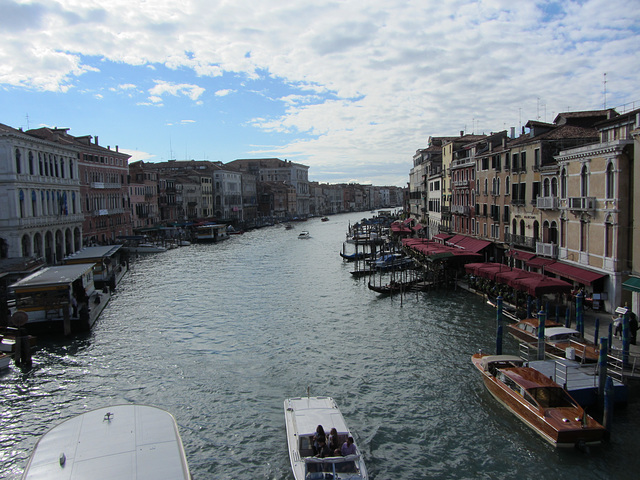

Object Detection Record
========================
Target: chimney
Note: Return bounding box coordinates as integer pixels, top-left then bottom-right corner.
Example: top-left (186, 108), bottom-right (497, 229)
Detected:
top-left (510, 127), bottom-right (515, 138)
top-left (116, 145), bottom-right (119, 152)
top-left (522, 126), bottom-right (525, 135)
top-left (460, 130), bottom-right (464, 137)
top-left (107, 146), bottom-right (111, 150)
top-left (94, 136), bottom-right (99, 145)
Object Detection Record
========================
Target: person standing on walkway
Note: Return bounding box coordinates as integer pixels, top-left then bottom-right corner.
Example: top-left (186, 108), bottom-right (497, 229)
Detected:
top-left (630, 312), bottom-right (638, 345)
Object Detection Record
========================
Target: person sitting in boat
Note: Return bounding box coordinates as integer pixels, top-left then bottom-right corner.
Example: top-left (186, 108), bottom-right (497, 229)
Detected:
top-left (328, 427), bottom-right (339, 454)
top-left (315, 438), bottom-right (332, 459)
top-left (340, 436), bottom-right (357, 456)
top-left (312, 425), bottom-right (326, 454)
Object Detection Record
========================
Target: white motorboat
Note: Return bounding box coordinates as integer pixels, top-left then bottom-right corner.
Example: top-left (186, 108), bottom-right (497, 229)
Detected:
top-left (284, 396), bottom-right (368, 480)
top-left (298, 231), bottom-right (311, 239)
top-left (21, 404), bottom-right (191, 479)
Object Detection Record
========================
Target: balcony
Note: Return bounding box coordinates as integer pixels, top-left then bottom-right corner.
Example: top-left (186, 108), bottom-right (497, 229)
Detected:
top-left (536, 196), bottom-right (560, 210)
top-left (451, 205), bottom-right (470, 215)
top-left (568, 196), bottom-right (596, 211)
top-left (91, 182), bottom-right (122, 189)
top-left (536, 242), bottom-right (558, 258)
top-left (505, 233), bottom-right (536, 249)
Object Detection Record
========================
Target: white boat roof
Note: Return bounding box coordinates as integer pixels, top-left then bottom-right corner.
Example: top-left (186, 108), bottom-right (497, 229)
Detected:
top-left (285, 396), bottom-right (350, 436)
top-left (22, 404), bottom-right (190, 480)
top-left (64, 246), bottom-right (122, 261)
top-left (545, 327), bottom-right (579, 336)
top-left (479, 355), bottom-right (524, 370)
top-left (10, 264), bottom-right (95, 289)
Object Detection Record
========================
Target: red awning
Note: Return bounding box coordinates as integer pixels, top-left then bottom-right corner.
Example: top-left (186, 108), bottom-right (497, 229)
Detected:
top-left (412, 224), bottom-right (424, 231)
top-left (494, 268), bottom-right (538, 286)
top-left (525, 257), bottom-right (556, 268)
top-left (445, 234), bottom-right (466, 246)
top-left (456, 237), bottom-right (491, 253)
top-left (433, 233), bottom-right (452, 244)
top-left (512, 275), bottom-right (573, 297)
top-left (507, 249), bottom-right (536, 261)
top-left (544, 262), bottom-right (607, 286)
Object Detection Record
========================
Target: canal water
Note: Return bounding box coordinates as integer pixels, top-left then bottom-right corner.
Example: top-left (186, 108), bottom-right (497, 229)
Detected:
top-left (2, 211), bottom-right (640, 479)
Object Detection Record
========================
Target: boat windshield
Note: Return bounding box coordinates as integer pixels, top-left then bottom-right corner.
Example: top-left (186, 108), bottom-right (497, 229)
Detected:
top-left (304, 455), bottom-right (360, 477)
top-left (527, 386), bottom-right (578, 409)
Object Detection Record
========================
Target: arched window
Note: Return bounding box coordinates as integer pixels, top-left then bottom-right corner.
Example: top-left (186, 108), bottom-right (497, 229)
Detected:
top-left (543, 178), bottom-right (550, 197)
top-left (605, 162), bottom-right (614, 199)
top-left (560, 168), bottom-right (567, 198)
top-left (519, 219), bottom-right (525, 237)
top-left (551, 177), bottom-right (558, 196)
top-left (496, 178), bottom-right (500, 196)
top-left (484, 178), bottom-right (488, 195)
top-left (38, 153), bottom-right (44, 175)
top-left (19, 190), bottom-right (25, 217)
top-left (21, 234), bottom-right (31, 257)
top-left (69, 159), bottom-right (74, 179)
top-left (533, 220), bottom-right (540, 242)
top-left (604, 215), bottom-right (613, 257)
top-left (15, 149), bottom-right (22, 174)
top-left (60, 159), bottom-right (65, 178)
top-left (505, 177), bottom-right (510, 195)
top-left (550, 221), bottom-right (558, 244)
top-left (580, 220), bottom-right (588, 252)
top-left (31, 190), bottom-right (37, 217)
top-left (580, 165), bottom-right (589, 197)
top-left (28, 151), bottom-right (34, 174)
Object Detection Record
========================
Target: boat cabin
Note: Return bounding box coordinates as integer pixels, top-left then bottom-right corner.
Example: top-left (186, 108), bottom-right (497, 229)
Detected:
top-left (63, 245), bottom-right (124, 289)
top-left (10, 264), bottom-right (97, 333)
top-left (194, 224), bottom-right (229, 243)
top-left (544, 327), bottom-right (582, 343)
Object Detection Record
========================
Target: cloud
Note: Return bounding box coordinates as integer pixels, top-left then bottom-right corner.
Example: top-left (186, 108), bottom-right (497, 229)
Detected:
top-left (148, 80), bottom-right (205, 103)
top-left (1, 0), bottom-right (638, 185)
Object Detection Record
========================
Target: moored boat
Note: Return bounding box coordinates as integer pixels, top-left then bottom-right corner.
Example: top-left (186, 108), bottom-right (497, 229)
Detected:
top-left (194, 224), bottom-right (230, 243)
top-left (21, 404), bottom-right (191, 479)
top-left (284, 396), bottom-right (368, 480)
top-left (508, 318), bottom-right (598, 362)
top-left (471, 353), bottom-right (606, 447)
top-left (0, 353), bottom-right (11, 370)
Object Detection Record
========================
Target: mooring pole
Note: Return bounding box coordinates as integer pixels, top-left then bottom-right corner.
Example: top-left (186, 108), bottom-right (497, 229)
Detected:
top-left (496, 295), bottom-right (503, 355)
top-left (597, 337), bottom-right (608, 400)
top-left (537, 309), bottom-right (546, 360)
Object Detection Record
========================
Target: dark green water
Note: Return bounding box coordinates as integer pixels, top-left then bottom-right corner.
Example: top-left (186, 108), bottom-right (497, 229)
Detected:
top-left (2, 212), bottom-right (639, 479)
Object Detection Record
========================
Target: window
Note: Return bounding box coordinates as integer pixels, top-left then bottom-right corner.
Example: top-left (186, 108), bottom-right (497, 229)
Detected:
top-left (560, 168), bottom-right (567, 198)
top-left (506, 177), bottom-right (510, 195)
top-left (605, 163), bottom-right (614, 199)
top-left (580, 220), bottom-right (587, 252)
top-left (28, 151), bottom-right (34, 174)
top-left (580, 165), bottom-right (588, 197)
top-left (521, 151), bottom-right (527, 170)
top-left (15, 149), bottom-right (21, 174)
top-left (605, 215), bottom-right (613, 257)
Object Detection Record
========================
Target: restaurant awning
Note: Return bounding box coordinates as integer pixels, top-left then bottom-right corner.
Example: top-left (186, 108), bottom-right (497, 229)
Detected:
top-left (525, 257), bottom-right (556, 268)
top-left (456, 237), bottom-right (491, 253)
top-left (622, 276), bottom-right (640, 293)
top-left (544, 262), bottom-right (607, 286)
top-left (433, 233), bottom-right (452, 243)
top-left (506, 249), bottom-right (536, 261)
top-left (512, 275), bottom-right (573, 297)
top-left (445, 234), bottom-right (466, 246)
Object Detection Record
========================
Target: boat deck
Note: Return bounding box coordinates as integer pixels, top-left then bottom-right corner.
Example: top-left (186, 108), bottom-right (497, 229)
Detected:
top-left (528, 359), bottom-right (628, 406)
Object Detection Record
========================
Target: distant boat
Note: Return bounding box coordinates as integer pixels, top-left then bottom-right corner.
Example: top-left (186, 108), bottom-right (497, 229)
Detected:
top-left (298, 231), bottom-right (311, 239)
top-left (194, 224), bottom-right (230, 243)
top-left (21, 404), bottom-right (191, 480)
top-left (321, 217), bottom-right (329, 222)
top-left (471, 353), bottom-right (605, 447)
top-left (285, 223), bottom-right (294, 230)
top-left (284, 396), bottom-right (368, 480)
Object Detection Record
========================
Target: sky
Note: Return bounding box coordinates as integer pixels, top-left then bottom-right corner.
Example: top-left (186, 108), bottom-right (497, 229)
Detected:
top-left (1, 0), bottom-right (639, 187)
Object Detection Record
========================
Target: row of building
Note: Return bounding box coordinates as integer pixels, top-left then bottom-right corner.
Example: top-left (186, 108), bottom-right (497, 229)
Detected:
top-left (407, 108), bottom-right (640, 316)
top-left (0, 122), bottom-right (403, 266)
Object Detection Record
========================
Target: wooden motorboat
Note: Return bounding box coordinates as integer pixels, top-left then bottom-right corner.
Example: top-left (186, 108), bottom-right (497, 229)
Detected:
top-left (339, 251), bottom-right (372, 262)
top-left (21, 404), bottom-right (191, 479)
top-left (298, 231), bottom-right (311, 239)
top-left (471, 353), bottom-right (605, 447)
top-left (284, 396), bottom-right (368, 480)
top-left (508, 318), bottom-right (598, 362)
top-left (0, 353), bottom-right (11, 370)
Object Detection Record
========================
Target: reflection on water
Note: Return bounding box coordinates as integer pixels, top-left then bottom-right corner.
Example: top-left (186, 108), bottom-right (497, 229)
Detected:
top-left (2, 212), bottom-right (640, 479)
